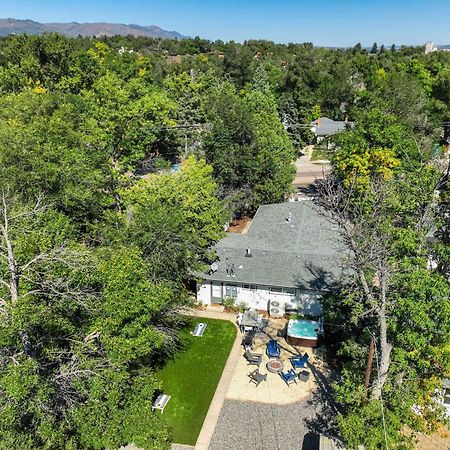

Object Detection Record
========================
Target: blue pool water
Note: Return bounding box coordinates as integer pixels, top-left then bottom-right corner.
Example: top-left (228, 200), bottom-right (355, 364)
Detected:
top-left (287, 319), bottom-right (320, 339)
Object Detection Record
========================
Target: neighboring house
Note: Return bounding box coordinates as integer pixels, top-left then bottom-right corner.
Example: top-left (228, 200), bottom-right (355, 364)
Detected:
top-left (310, 117), bottom-right (354, 144)
top-left (196, 201), bottom-right (346, 317)
top-left (438, 378), bottom-right (450, 416)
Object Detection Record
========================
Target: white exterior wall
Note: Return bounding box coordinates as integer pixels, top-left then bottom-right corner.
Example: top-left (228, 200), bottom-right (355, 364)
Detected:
top-left (197, 281), bottom-right (212, 304)
top-left (196, 280), bottom-right (323, 316)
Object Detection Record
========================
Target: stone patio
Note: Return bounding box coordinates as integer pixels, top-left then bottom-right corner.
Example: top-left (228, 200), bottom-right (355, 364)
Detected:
top-left (226, 316), bottom-right (326, 405)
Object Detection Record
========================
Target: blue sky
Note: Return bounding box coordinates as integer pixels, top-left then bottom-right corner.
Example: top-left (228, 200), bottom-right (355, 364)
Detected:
top-left (1, 0), bottom-right (449, 47)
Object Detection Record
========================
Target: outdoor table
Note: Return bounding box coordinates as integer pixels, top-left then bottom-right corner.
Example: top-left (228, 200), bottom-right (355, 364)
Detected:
top-left (240, 310), bottom-right (260, 332)
top-left (298, 370), bottom-right (310, 382)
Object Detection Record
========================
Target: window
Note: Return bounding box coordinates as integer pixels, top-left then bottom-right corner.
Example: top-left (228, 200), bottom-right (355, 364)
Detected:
top-left (269, 286), bottom-right (296, 295)
top-left (225, 285), bottom-right (238, 298)
top-left (283, 288), bottom-right (296, 295)
top-left (242, 284), bottom-right (257, 290)
top-left (269, 286), bottom-right (283, 293)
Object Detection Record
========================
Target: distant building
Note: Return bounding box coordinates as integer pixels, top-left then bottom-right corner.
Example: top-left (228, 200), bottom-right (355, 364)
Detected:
top-left (310, 117), bottom-right (354, 143)
top-left (424, 41), bottom-right (438, 54)
top-left (196, 201), bottom-right (347, 317)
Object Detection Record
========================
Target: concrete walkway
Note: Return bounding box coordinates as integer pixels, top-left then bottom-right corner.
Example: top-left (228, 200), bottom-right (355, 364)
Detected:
top-left (190, 308), bottom-right (242, 450)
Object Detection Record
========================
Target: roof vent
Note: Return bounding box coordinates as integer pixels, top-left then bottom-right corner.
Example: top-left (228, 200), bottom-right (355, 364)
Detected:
top-left (245, 247), bottom-right (252, 257)
top-left (210, 262), bottom-right (218, 273)
top-left (230, 264), bottom-right (236, 278)
top-left (286, 212), bottom-right (292, 223)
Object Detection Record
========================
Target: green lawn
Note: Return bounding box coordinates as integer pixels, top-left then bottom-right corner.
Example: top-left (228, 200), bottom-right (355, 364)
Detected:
top-left (156, 317), bottom-right (237, 445)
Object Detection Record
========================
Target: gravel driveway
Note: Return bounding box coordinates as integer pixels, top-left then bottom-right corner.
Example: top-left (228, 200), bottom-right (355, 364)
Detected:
top-left (209, 398), bottom-right (320, 450)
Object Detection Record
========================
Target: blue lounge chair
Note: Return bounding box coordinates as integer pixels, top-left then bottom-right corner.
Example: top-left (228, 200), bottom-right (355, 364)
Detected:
top-left (266, 339), bottom-right (281, 358)
top-left (280, 368), bottom-right (297, 386)
top-left (290, 353), bottom-right (309, 369)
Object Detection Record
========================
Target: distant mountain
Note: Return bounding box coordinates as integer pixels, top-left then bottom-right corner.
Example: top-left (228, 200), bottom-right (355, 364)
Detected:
top-left (0, 18), bottom-right (186, 39)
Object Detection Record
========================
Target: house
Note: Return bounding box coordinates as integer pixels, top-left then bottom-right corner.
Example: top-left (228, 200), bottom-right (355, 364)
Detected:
top-left (196, 201), bottom-right (346, 317)
top-left (438, 378), bottom-right (450, 416)
top-left (310, 117), bottom-right (354, 143)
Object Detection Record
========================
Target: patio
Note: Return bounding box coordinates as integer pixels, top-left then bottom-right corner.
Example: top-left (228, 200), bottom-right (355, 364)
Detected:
top-left (226, 315), bottom-right (325, 405)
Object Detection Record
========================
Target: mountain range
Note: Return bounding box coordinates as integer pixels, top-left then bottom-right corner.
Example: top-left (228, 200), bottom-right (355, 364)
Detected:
top-left (0, 18), bottom-right (186, 39)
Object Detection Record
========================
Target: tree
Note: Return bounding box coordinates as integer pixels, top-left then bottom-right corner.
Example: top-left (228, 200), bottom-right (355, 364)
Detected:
top-left (0, 193), bottom-right (173, 449)
top-left (370, 42), bottom-right (378, 54)
top-left (433, 171), bottom-right (450, 280)
top-left (85, 71), bottom-right (176, 171)
top-left (0, 193), bottom-right (98, 448)
top-left (203, 82), bottom-right (295, 212)
top-left (316, 162), bottom-right (450, 448)
top-left (123, 155), bottom-right (225, 280)
top-left (246, 88), bottom-right (296, 205)
top-left (0, 91), bottom-right (112, 226)
top-left (72, 368), bottom-right (171, 450)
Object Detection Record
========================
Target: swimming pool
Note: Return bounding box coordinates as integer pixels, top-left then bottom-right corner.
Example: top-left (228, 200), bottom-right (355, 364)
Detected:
top-left (286, 319), bottom-right (322, 347)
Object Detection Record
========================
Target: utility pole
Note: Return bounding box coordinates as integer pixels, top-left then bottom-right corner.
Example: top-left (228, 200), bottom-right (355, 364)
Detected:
top-left (364, 335), bottom-right (375, 400)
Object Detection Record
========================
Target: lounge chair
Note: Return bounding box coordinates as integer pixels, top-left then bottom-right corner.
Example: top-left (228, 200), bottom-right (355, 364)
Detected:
top-left (244, 349), bottom-right (263, 366)
top-left (266, 339), bottom-right (281, 358)
top-left (290, 353), bottom-right (309, 369)
top-left (279, 368), bottom-right (297, 386)
top-left (248, 368), bottom-right (267, 387)
top-left (152, 393), bottom-right (171, 413)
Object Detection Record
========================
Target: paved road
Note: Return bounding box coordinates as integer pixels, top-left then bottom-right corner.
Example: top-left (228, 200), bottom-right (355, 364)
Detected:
top-left (293, 154), bottom-right (331, 188)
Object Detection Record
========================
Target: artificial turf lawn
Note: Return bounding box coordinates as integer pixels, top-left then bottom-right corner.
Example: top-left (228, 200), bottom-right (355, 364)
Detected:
top-left (156, 317), bottom-right (236, 445)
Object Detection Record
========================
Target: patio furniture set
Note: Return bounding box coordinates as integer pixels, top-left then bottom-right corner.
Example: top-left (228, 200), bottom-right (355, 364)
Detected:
top-left (237, 309), bottom-right (269, 333)
top-left (238, 312), bottom-right (311, 388)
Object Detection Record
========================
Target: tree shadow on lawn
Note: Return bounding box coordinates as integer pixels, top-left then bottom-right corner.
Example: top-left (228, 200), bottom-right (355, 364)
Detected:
top-left (146, 315), bottom-right (197, 371)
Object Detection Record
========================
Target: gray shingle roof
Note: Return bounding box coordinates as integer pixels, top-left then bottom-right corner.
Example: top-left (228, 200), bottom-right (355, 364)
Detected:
top-left (201, 201), bottom-right (347, 290)
top-left (311, 117), bottom-right (354, 137)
